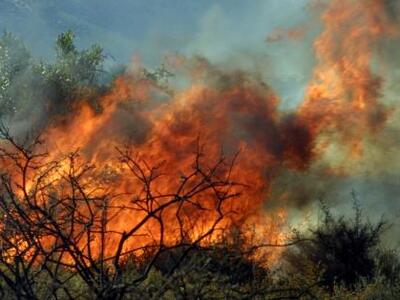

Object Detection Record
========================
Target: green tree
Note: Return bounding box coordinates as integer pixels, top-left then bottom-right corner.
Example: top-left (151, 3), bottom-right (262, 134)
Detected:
top-left (0, 31), bottom-right (31, 117)
top-left (43, 30), bottom-right (105, 114)
top-left (0, 30), bottom-right (106, 133)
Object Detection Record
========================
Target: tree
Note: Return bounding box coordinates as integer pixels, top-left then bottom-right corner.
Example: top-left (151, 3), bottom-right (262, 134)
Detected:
top-left (42, 30), bottom-right (105, 115)
top-left (283, 197), bottom-right (386, 291)
top-left (0, 30), bottom-right (107, 134)
top-left (0, 31), bottom-right (31, 117)
top-left (0, 126), bottom-right (244, 299)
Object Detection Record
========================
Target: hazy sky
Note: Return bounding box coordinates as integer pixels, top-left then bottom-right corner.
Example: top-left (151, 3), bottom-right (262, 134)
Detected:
top-left (0, 0), bottom-right (314, 108)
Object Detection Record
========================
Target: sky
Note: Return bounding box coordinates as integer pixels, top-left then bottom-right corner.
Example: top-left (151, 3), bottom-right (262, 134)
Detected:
top-left (0, 0), bottom-right (314, 108)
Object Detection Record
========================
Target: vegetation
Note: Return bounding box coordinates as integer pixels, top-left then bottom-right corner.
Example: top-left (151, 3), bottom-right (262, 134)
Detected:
top-left (0, 32), bottom-right (399, 299)
top-left (0, 30), bottom-right (105, 131)
top-left (283, 196), bottom-right (388, 291)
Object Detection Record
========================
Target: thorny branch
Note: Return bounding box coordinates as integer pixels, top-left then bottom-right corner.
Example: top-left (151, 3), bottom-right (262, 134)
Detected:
top-left (0, 128), bottom-right (316, 299)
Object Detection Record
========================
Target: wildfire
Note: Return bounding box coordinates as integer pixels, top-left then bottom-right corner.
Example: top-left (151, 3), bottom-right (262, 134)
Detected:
top-left (0, 0), bottom-right (396, 266)
top-left (300, 0), bottom-right (397, 150)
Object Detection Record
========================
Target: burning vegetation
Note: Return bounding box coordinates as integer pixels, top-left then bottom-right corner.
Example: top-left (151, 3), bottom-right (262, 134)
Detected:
top-left (0, 0), bottom-right (400, 299)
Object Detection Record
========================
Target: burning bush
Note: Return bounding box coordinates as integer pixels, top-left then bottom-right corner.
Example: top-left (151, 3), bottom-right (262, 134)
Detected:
top-left (0, 123), bottom-right (256, 299)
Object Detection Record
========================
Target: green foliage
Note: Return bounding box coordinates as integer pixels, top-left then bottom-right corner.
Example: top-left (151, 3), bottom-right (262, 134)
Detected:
top-left (56, 30), bottom-right (77, 57)
top-left (0, 31), bottom-right (31, 116)
top-left (142, 63), bottom-right (174, 95)
top-left (283, 197), bottom-right (391, 291)
top-left (43, 30), bottom-right (105, 114)
top-left (53, 30), bottom-right (104, 87)
top-left (0, 30), bottom-right (106, 127)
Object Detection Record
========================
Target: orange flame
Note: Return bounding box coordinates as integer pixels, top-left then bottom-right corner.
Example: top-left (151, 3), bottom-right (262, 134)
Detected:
top-left (1, 0), bottom-right (397, 265)
top-left (301, 0), bottom-right (398, 152)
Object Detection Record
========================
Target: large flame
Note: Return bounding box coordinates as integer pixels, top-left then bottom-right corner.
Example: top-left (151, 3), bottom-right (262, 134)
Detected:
top-left (36, 66), bottom-right (308, 259)
top-left (301, 0), bottom-right (398, 158)
top-left (1, 0), bottom-right (397, 264)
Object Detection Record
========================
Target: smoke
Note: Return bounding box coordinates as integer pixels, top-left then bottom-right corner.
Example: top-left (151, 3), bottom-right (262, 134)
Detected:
top-left (268, 0), bottom-right (400, 246)
top-left (1, 0), bottom-right (400, 246)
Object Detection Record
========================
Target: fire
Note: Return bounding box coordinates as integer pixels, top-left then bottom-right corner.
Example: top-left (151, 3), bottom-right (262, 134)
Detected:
top-left (300, 0), bottom-right (397, 154)
top-left (36, 67), bottom-right (308, 261)
top-left (0, 0), bottom-right (396, 266)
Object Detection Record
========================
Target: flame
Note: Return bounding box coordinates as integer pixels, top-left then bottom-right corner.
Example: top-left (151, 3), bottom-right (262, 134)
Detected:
top-left (34, 68), bottom-right (308, 260)
top-left (0, 0), bottom-right (397, 266)
top-left (300, 0), bottom-right (398, 154)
